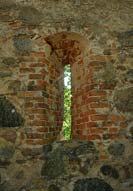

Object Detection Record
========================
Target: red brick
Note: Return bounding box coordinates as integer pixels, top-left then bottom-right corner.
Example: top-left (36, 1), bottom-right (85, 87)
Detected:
top-left (26, 133), bottom-right (44, 139)
top-left (19, 92), bottom-right (34, 97)
top-left (90, 115), bottom-right (107, 121)
top-left (20, 68), bottom-right (35, 73)
top-left (103, 122), bottom-right (113, 127)
top-left (110, 115), bottom-right (125, 122)
top-left (87, 134), bottom-right (101, 140)
top-left (37, 80), bottom-right (48, 87)
top-left (120, 121), bottom-right (128, 128)
top-left (90, 103), bottom-right (109, 108)
top-left (25, 102), bottom-right (33, 108)
top-left (37, 114), bottom-right (48, 120)
top-left (87, 97), bottom-right (100, 103)
top-left (90, 128), bottom-right (106, 134)
top-left (89, 55), bottom-right (113, 61)
top-left (35, 103), bottom-right (49, 109)
top-left (99, 84), bottom-right (116, 89)
top-left (27, 109), bottom-right (45, 114)
top-left (31, 52), bottom-right (45, 57)
top-left (37, 127), bottom-right (49, 132)
top-left (86, 122), bottom-right (97, 128)
top-left (31, 120), bottom-right (46, 126)
top-left (109, 128), bottom-right (118, 133)
top-left (29, 74), bottom-right (43, 79)
top-left (89, 90), bottom-right (107, 96)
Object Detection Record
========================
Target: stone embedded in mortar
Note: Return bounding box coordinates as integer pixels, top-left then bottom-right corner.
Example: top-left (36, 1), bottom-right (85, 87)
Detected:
top-left (8, 80), bottom-right (21, 93)
top-left (0, 129), bottom-right (17, 143)
top-left (63, 141), bottom-right (97, 160)
top-left (0, 71), bottom-right (12, 78)
top-left (118, 30), bottom-right (133, 48)
top-left (0, 0), bottom-right (17, 10)
top-left (19, 6), bottom-right (43, 25)
top-left (113, 88), bottom-right (133, 112)
top-left (73, 178), bottom-right (113, 191)
top-left (2, 57), bottom-right (16, 66)
top-left (100, 165), bottom-right (119, 179)
top-left (43, 144), bottom-right (53, 158)
top-left (0, 96), bottom-right (24, 127)
top-left (41, 148), bottom-right (67, 179)
top-left (126, 69), bottom-right (133, 79)
top-left (108, 142), bottom-right (125, 156)
top-left (102, 62), bottom-right (116, 85)
top-left (0, 138), bottom-right (14, 162)
top-left (13, 34), bottom-right (32, 54)
top-left (41, 140), bottom-right (98, 179)
top-left (48, 184), bottom-right (61, 191)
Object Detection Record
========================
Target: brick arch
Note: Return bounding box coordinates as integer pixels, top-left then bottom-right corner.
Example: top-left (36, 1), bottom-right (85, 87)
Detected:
top-left (43, 32), bottom-right (90, 141)
top-left (43, 32), bottom-right (116, 143)
top-left (42, 31), bottom-right (127, 150)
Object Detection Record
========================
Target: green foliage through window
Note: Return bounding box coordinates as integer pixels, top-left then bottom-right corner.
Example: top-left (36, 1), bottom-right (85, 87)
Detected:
top-left (63, 65), bottom-right (71, 140)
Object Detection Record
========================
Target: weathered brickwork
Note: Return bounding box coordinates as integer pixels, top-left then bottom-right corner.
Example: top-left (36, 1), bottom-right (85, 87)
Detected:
top-left (0, 0), bottom-right (132, 190)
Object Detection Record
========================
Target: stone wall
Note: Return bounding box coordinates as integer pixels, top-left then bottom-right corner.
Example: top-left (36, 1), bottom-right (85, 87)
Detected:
top-left (0, 0), bottom-right (132, 190)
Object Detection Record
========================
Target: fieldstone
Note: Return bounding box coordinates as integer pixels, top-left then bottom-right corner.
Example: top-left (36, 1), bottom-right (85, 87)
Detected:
top-left (19, 6), bottom-right (43, 25)
top-left (126, 69), bottom-right (133, 79)
top-left (48, 184), bottom-right (61, 191)
top-left (41, 149), bottom-right (67, 179)
top-left (108, 142), bottom-right (125, 156)
top-left (114, 88), bottom-right (133, 112)
top-left (73, 178), bottom-right (113, 191)
top-left (43, 144), bottom-right (53, 158)
top-left (0, 96), bottom-right (24, 128)
top-left (0, 129), bottom-right (17, 143)
top-left (102, 62), bottom-right (116, 85)
top-left (62, 141), bottom-right (97, 160)
top-left (13, 34), bottom-right (32, 54)
top-left (8, 80), bottom-right (21, 93)
top-left (2, 57), bottom-right (16, 66)
top-left (100, 165), bottom-right (119, 179)
top-left (118, 30), bottom-right (133, 48)
top-left (0, 71), bottom-right (12, 78)
top-left (0, 0), bottom-right (17, 10)
top-left (0, 138), bottom-right (14, 161)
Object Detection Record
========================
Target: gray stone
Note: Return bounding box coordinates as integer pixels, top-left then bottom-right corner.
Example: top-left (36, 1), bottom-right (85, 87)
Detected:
top-left (2, 57), bottom-right (16, 66)
top-left (48, 184), bottom-right (61, 191)
top-left (118, 30), bottom-right (133, 48)
top-left (126, 69), bottom-right (133, 79)
top-left (0, 0), bottom-right (17, 10)
top-left (100, 165), bottom-right (119, 179)
top-left (0, 138), bottom-right (14, 161)
top-left (8, 80), bottom-right (21, 93)
top-left (102, 62), bottom-right (116, 85)
top-left (41, 149), bottom-right (67, 179)
top-left (43, 144), bottom-right (53, 158)
top-left (19, 6), bottom-right (43, 25)
top-left (108, 142), bottom-right (125, 156)
top-left (73, 178), bottom-right (113, 191)
top-left (0, 96), bottom-right (24, 128)
top-left (13, 34), bottom-right (32, 54)
top-left (0, 71), bottom-right (12, 78)
top-left (114, 88), bottom-right (133, 112)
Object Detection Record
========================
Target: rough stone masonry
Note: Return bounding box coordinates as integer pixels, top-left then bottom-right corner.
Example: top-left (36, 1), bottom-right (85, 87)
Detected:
top-left (0, 0), bottom-right (132, 191)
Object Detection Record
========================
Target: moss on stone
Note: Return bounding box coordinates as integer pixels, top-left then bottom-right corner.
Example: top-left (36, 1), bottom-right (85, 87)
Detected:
top-left (0, 138), bottom-right (14, 161)
top-left (114, 88), bottom-right (133, 112)
top-left (0, 96), bottom-right (24, 127)
top-left (41, 149), bottom-right (67, 179)
top-left (73, 178), bottom-right (113, 191)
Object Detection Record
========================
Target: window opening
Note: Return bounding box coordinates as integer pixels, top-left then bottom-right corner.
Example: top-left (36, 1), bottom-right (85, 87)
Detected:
top-left (63, 65), bottom-right (72, 140)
